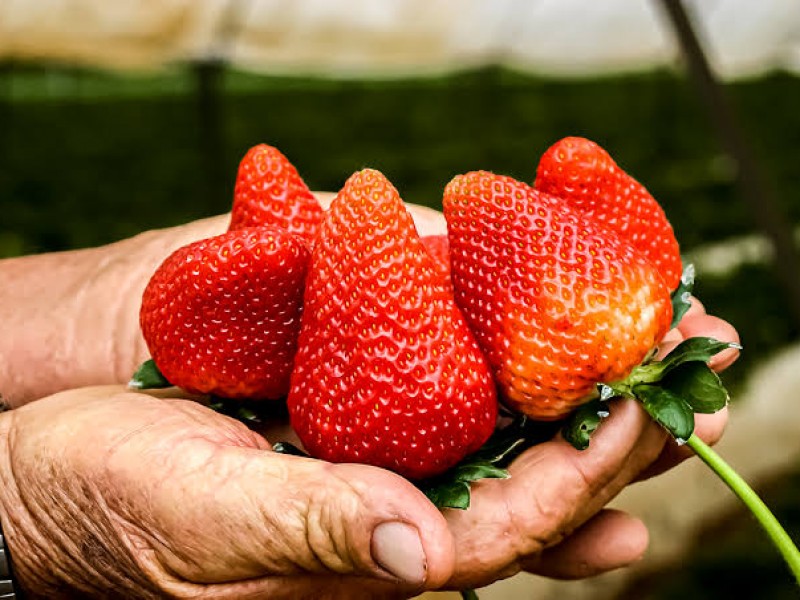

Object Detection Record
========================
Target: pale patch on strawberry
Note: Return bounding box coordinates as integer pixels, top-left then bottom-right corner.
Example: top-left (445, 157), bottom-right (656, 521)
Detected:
top-left (444, 170), bottom-right (673, 421)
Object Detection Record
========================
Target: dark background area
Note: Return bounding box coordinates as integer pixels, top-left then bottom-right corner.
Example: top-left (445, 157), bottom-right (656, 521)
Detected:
top-left (1, 64), bottom-right (798, 597)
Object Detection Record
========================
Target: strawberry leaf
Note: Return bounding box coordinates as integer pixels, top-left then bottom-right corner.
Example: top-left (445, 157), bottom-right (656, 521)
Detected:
top-left (562, 398), bottom-right (609, 451)
top-left (658, 336), bottom-right (736, 373)
top-left (635, 384), bottom-right (695, 442)
top-left (659, 361), bottom-right (729, 414)
top-left (419, 415), bottom-right (560, 510)
top-left (128, 359), bottom-right (171, 389)
top-left (421, 459), bottom-right (509, 510)
top-left (623, 336), bottom-right (737, 390)
top-left (425, 481), bottom-right (473, 510)
top-left (670, 264), bottom-right (695, 329)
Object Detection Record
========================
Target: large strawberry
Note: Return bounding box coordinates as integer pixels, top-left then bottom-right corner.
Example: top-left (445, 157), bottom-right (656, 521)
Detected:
top-left (287, 169), bottom-right (498, 480)
top-left (534, 136), bottom-right (682, 290)
top-left (140, 227), bottom-right (308, 400)
top-left (443, 171), bottom-right (672, 420)
top-left (228, 144), bottom-right (323, 244)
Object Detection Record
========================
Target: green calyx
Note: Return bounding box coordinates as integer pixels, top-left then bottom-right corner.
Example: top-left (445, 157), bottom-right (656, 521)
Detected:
top-left (564, 335), bottom-right (737, 446)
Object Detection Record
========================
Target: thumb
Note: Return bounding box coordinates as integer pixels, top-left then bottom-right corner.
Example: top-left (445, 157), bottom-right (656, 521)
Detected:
top-left (145, 444), bottom-right (456, 593)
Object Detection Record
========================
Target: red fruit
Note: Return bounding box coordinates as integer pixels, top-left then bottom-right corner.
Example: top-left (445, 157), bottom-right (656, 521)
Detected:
top-left (229, 144), bottom-right (323, 244)
top-left (421, 234), bottom-right (452, 290)
top-left (443, 171), bottom-right (672, 420)
top-left (288, 169), bottom-right (498, 480)
top-left (140, 227), bottom-right (308, 400)
top-left (535, 136), bottom-right (682, 290)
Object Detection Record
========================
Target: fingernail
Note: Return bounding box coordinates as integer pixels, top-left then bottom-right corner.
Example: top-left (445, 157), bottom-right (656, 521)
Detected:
top-left (371, 521), bottom-right (427, 585)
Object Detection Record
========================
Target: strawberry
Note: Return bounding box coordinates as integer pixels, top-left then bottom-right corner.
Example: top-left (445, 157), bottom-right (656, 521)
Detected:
top-left (228, 144), bottom-right (323, 244)
top-left (534, 136), bottom-right (682, 290)
top-left (287, 169), bottom-right (498, 480)
top-left (140, 227), bottom-right (308, 400)
top-left (421, 234), bottom-right (452, 290)
top-left (443, 171), bottom-right (672, 420)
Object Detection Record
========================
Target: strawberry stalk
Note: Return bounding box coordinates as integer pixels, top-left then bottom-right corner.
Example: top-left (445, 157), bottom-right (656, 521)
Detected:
top-left (564, 331), bottom-right (800, 585)
top-left (685, 434), bottom-right (800, 583)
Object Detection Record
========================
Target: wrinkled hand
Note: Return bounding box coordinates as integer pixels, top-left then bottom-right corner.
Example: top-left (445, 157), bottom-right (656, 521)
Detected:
top-left (440, 299), bottom-right (739, 589)
top-left (0, 201), bottom-right (741, 598)
top-left (0, 387), bottom-right (455, 599)
top-left (0, 304), bottom-right (737, 598)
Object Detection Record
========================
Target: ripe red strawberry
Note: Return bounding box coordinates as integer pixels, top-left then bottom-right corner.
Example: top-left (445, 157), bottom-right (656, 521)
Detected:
top-left (287, 169), bottom-right (498, 480)
top-left (534, 136), bottom-right (682, 290)
top-left (421, 234), bottom-right (452, 290)
top-left (228, 144), bottom-right (323, 244)
top-left (443, 171), bottom-right (672, 420)
top-left (140, 227), bottom-right (308, 400)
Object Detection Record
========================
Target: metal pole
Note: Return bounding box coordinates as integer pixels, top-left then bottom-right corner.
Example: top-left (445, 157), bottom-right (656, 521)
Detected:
top-left (656, 0), bottom-right (800, 327)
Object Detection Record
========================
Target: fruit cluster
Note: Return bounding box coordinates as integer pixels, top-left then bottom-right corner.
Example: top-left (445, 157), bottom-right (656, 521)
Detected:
top-left (136, 137), bottom-right (683, 482)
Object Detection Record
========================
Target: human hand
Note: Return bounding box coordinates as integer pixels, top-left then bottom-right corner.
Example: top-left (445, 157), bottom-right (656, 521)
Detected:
top-left (0, 199), bottom-right (741, 596)
top-left (0, 341), bottom-right (732, 600)
top-left (0, 386), bottom-right (457, 599)
top-left (430, 299), bottom-right (739, 589)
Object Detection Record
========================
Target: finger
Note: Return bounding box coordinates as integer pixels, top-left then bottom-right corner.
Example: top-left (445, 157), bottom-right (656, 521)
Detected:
top-left (635, 406), bottom-right (729, 481)
top-left (404, 204), bottom-right (447, 236)
top-left (684, 295), bottom-right (706, 319)
top-left (676, 313), bottom-right (741, 371)
top-left (519, 509), bottom-right (649, 579)
top-left (442, 398), bottom-right (667, 588)
top-left (115, 402), bottom-right (456, 594)
top-left (654, 327), bottom-right (685, 361)
top-left (314, 191), bottom-right (336, 209)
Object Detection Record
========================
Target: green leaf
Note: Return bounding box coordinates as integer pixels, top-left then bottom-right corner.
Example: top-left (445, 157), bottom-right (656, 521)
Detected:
top-left (658, 337), bottom-right (736, 373)
top-left (562, 398), bottom-right (609, 450)
top-left (670, 264), bottom-right (695, 329)
top-left (425, 481), bottom-right (472, 510)
top-left (635, 384), bottom-right (695, 442)
top-left (660, 361), bottom-right (729, 414)
top-left (450, 463), bottom-right (510, 483)
top-left (128, 359), bottom-right (171, 389)
top-left (624, 336), bottom-right (738, 388)
top-left (418, 414), bottom-right (560, 510)
top-left (422, 461), bottom-right (509, 510)
top-left (468, 415), bottom-right (562, 467)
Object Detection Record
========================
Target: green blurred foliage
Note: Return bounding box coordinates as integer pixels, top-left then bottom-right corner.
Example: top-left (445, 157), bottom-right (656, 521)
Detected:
top-left (2, 66), bottom-right (799, 257)
top-left (2, 64), bottom-right (798, 374)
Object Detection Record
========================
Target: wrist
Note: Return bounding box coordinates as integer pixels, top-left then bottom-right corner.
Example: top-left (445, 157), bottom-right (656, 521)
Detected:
top-left (0, 215), bottom-right (230, 406)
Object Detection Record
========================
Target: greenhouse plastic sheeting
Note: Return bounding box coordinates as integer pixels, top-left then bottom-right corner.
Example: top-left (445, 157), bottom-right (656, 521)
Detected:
top-left (0, 0), bottom-right (798, 79)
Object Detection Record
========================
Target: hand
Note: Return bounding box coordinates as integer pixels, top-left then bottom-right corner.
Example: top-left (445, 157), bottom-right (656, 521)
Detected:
top-left (0, 203), bottom-right (741, 596)
top-left (0, 342), bottom-right (732, 600)
top-left (435, 299), bottom-right (739, 589)
top-left (0, 386), bottom-right (457, 599)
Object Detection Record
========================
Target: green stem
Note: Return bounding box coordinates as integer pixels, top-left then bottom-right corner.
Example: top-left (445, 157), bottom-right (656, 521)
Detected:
top-left (686, 434), bottom-right (800, 584)
top-left (460, 590), bottom-right (479, 600)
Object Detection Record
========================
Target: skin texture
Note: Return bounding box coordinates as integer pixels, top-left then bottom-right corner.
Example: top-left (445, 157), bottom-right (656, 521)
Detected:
top-left (0, 197), bottom-right (739, 598)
